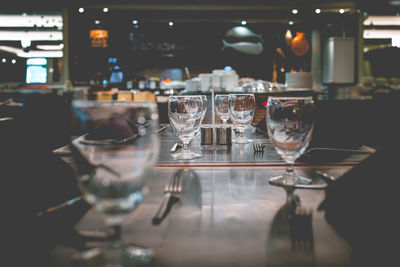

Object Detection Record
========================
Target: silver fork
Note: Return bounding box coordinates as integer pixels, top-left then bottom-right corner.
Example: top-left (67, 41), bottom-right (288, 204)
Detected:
top-left (289, 206), bottom-right (314, 251)
top-left (253, 143), bottom-right (266, 158)
top-left (152, 170), bottom-right (183, 225)
top-left (253, 143), bottom-right (266, 152)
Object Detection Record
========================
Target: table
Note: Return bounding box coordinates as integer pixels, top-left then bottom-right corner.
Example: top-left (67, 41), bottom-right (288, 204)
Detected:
top-left (50, 125), bottom-right (377, 267)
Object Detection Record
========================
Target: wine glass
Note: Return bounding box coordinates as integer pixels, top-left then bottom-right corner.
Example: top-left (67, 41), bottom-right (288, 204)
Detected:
top-left (70, 100), bottom-right (160, 265)
top-left (215, 94), bottom-right (230, 125)
top-left (266, 96), bottom-right (314, 186)
top-left (168, 95), bottom-right (203, 160)
top-left (228, 94), bottom-right (255, 144)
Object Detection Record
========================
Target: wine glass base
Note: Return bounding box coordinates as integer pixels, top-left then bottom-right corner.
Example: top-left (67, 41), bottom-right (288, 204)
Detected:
top-left (172, 150), bottom-right (201, 160)
top-left (232, 136), bottom-right (252, 144)
top-left (268, 173), bottom-right (312, 187)
top-left (74, 242), bottom-right (154, 267)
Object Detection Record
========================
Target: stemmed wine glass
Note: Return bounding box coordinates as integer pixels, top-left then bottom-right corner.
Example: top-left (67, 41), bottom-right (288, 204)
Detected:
top-left (168, 95), bottom-right (203, 160)
top-left (228, 94), bottom-right (255, 144)
top-left (266, 96), bottom-right (315, 186)
top-left (70, 100), bottom-right (160, 265)
top-left (215, 94), bottom-right (230, 125)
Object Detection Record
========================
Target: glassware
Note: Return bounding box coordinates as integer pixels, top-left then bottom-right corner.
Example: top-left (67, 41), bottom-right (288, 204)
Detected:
top-left (200, 95), bottom-right (207, 123)
top-left (70, 100), bottom-right (160, 265)
top-left (168, 95), bottom-right (203, 160)
top-left (266, 96), bottom-right (314, 186)
top-left (228, 94), bottom-right (255, 144)
top-left (215, 94), bottom-right (230, 125)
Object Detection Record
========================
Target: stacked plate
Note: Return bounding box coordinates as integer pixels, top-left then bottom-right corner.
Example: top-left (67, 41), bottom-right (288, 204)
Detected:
top-left (285, 72), bottom-right (313, 90)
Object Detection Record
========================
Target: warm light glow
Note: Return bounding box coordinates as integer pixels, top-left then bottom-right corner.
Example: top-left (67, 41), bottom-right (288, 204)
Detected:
top-left (285, 29), bottom-right (293, 46)
top-left (363, 29), bottom-right (400, 47)
top-left (90, 29), bottom-right (108, 39)
top-left (90, 29), bottom-right (109, 47)
top-left (78, 8), bottom-right (84, 13)
top-left (292, 9), bottom-right (298, 14)
top-left (241, 20), bottom-right (247, 25)
top-left (315, 9), bottom-right (321, 14)
top-left (339, 9), bottom-right (345, 14)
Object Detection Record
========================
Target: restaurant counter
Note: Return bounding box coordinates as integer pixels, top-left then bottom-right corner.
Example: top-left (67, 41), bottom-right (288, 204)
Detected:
top-left (42, 125), bottom-right (398, 267)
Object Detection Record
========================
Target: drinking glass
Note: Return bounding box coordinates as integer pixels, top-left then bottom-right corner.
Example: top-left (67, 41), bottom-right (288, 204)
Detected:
top-left (70, 100), bottom-right (160, 265)
top-left (228, 94), bottom-right (255, 144)
top-left (168, 95), bottom-right (203, 160)
top-left (215, 94), bottom-right (230, 125)
top-left (266, 96), bottom-right (314, 186)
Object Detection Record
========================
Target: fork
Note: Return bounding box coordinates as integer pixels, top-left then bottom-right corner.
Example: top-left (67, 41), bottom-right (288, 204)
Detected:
top-left (253, 143), bottom-right (266, 158)
top-left (253, 143), bottom-right (266, 152)
top-left (289, 206), bottom-right (314, 251)
top-left (152, 170), bottom-right (183, 225)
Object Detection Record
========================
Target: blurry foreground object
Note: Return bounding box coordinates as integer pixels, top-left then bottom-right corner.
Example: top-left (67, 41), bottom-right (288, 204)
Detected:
top-left (70, 100), bottom-right (160, 266)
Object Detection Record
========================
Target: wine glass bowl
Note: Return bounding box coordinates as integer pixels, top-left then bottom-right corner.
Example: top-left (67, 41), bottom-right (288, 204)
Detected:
top-left (168, 95), bottom-right (203, 160)
top-left (228, 94), bottom-right (255, 144)
top-left (215, 94), bottom-right (230, 125)
top-left (266, 97), bottom-right (314, 186)
top-left (70, 100), bottom-right (160, 265)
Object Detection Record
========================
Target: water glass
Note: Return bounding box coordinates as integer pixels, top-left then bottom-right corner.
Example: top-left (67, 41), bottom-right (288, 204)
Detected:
top-left (215, 94), bottom-right (230, 125)
top-left (228, 94), bottom-right (255, 144)
top-left (266, 96), bottom-right (314, 186)
top-left (168, 95), bottom-right (203, 160)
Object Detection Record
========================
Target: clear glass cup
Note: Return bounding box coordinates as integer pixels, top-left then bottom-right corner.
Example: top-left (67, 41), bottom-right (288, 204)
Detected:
top-left (70, 100), bottom-right (160, 266)
top-left (215, 94), bottom-right (230, 125)
top-left (228, 94), bottom-right (255, 144)
top-left (266, 96), bottom-right (315, 186)
top-left (168, 95), bottom-right (203, 160)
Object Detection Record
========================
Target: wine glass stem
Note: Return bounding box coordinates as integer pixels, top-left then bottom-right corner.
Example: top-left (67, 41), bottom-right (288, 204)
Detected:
top-left (183, 141), bottom-right (189, 151)
top-left (109, 223), bottom-right (122, 242)
top-left (286, 163), bottom-right (294, 176)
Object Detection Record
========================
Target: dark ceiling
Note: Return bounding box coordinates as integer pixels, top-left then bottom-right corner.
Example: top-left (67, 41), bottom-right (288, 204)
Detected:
top-left (1, 0), bottom-right (398, 15)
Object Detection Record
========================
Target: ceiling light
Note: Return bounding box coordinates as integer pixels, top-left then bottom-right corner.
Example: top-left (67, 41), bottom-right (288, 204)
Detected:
top-left (292, 9), bottom-right (298, 14)
top-left (11, 59), bottom-right (16, 64)
top-left (79, 8), bottom-right (84, 13)
top-left (132, 20), bottom-right (138, 25)
top-left (103, 8), bottom-right (109, 13)
top-left (169, 21), bottom-right (174, 27)
top-left (95, 20), bottom-right (100, 24)
top-left (241, 20), bottom-right (247, 25)
top-left (315, 9), bottom-right (321, 14)
top-left (2, 58), bottom-right (6, 63)
top-left (339, 9), bottom-right (345, 14)
top-left (289, 21), bottom-right (294, 25)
